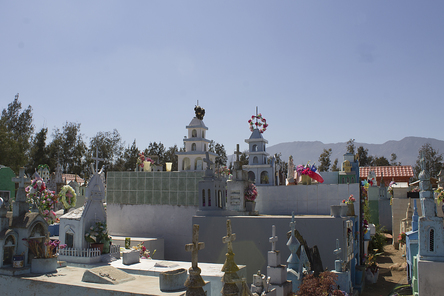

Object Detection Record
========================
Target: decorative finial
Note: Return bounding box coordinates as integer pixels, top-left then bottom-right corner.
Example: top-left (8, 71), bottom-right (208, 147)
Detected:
top-left (247, 107), bottom-right (268, 133)
top-left (194, 104), bottom-right (205, 120)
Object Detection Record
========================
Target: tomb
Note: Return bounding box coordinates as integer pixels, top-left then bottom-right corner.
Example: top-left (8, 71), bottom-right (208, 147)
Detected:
top-left (0, 165), bottom-right (16, 205)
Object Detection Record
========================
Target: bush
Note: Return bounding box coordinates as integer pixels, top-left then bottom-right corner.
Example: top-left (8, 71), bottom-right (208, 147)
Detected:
top-left (297, 271), bottom-right (345, 296)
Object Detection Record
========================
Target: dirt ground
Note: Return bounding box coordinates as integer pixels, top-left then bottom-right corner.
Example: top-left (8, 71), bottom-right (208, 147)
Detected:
top-left (360, 244), bottom-right (411, 296)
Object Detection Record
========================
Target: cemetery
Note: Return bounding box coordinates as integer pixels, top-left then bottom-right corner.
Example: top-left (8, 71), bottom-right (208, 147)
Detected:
top-left (0, 104), bottom-right (442, 296)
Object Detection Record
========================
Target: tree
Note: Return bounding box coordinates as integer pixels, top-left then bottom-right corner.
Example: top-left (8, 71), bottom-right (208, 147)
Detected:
top-left (122, 140), bottom-right (140, 171)
top-left (209, 140), bottom-right (227, 167)
top-left (390, 153), bottom-right (401, 166)
top-left (269, 152), bottom-right (288, 174)
top-left (47, 122), bottom-right (86, 176)
top-left (346, 139), bottom-right (355, 154)
top-left (239, 151), bottom-right (249, 166)
top-left (371, 156), bottom-right (390, 166)
top-left (356, 146), bottom-right (373, 167)
top-left (144, 142), bottom-right (166, 165)
top-left (28, 127), bottom-right (50, 173)
top-left (331, 158), bottom-right (340, 171)
top-left (318, 148), bottom-right (332, 172)
top-left (88, 129), bottom-right (124, 172)
top-left (0, 94), bottom-right (34, 173)
top-left (414, 143), bottom-right (443, 179)
top-left (164, 145), bottom-right (179, 171)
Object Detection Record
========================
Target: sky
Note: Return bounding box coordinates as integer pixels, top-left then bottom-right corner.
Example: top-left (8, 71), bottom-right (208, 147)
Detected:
top-left (2, 1), bottom-right (444, 157)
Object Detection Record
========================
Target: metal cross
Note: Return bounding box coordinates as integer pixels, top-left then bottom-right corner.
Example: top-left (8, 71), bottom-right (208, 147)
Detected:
top-left (91, 147), bottom-right (104, 173)
top-left (185, 224), bottom-right (205, 269)
top-left (222, 219), bottom-right (236, 254)
top-left (269, 225), bottom-right (278, 252)
top-left (333, 238), bottom-right (342, 260)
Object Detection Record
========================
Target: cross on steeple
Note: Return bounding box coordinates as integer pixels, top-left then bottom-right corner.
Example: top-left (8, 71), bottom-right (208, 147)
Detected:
top-left (185, 224), bottom-right (205, 269)
top-left (222, 219), bottom-right (236, 254)
top-left (333, 238), bottom-right (342, 260)
top-left (269, 225), bottom-right (278, 252)
top-left (92, 147), bottom-right (104, 174)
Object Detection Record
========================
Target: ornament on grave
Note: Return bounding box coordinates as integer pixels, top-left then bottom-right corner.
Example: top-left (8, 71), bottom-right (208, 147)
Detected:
top-left (194, 104), bottom-right (205, 120)
top-left (184, 224), bottom-right (206, 296)
top-left (247, 107), bottom-right (268, 133)
top-left (286, 156), bottom-right (295, 185)
top-left (221, 219), bottom-right (241, 296)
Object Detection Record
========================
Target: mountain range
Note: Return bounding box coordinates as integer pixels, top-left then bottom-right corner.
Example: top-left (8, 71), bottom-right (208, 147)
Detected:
top-left (229, 137), bottom-right (444, 167)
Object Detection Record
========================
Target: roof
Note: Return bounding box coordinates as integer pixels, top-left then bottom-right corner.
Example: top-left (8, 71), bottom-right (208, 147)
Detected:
top-left (359, 166), bottom-right (414, 179)
top-left (62, 174), bottom-right (85, 184)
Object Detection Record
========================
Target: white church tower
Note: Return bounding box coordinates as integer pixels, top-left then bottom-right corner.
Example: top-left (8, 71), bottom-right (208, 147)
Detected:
top-left (177, 104), bottom-right (217, 171)
top-left (243, 108), bottom-right (275, 186)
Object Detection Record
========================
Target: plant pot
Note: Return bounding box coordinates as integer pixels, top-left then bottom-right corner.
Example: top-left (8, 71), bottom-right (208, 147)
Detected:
top-left (340, 204), bottom-right (348, 217)
top-left (31, 257), bottom-right (57, 274)
top-left (347, 203), bottom-right (355, 216)
top-left (13, 255), bottom-right (25, 268)
top-left (330, 205), bottom-right (342, 218)
top-left (143, 161), bottom-right (151, 172)
top-left (91, 243), bottom-right (104, 254)
top-left (365, 268), bottom-right (379, 284)
top-left (245, 201), bottom-right (256, 212)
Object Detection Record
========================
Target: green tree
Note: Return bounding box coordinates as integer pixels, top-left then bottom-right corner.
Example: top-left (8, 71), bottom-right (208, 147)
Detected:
top-left (0, 94), bottom-right (34, 173)
top-left (390, 153), bottom-right (401, 166)
top-left (414, 143), bottom-right (443, 179)
top-left (123, 140), bottom-right (140, 171)
top-left (28, 127), bottom-right (50, 173)
top-left (346, 139), bottom-right (355, 154)
top-left (318, 148), bottom-right (332, 172)
top-left (164, 145), bottom-right (179, 171)
top-left (88, 129), bottom-right (124, 172)
top-left (209, 140), bottom-right (228, 167)
top-left (356, 146), bottom-right (373, 167)
top-left (144, 142), bottom-right (166, 165)
top-left (331, 158), bottom-right (340, 171)
top-left (371, 156), bottom-right (390, 166)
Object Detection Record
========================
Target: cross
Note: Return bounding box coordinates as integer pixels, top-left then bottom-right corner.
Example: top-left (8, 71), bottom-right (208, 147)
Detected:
top-left (203, 152), bottom-right (213, 170)
top-left (234, 144), bottom-right (242, 163)
top-left (269, 225), bottom-right (278, 252)
top-left (12, 167), bottom-right (29, 189)
top-left (333, 238), bottom-right (342, 260)
top-left (185, 224), bottom-right (205, 269)
top-left (222, 219), bottom-right (236, 254)
top-left (290, 211), bottom-right (296, 236)
top-left (92, 147), bottom-right (104, 173)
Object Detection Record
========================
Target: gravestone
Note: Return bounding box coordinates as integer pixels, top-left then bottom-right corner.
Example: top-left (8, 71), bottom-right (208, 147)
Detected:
top-left (286, 212), bottom-right (302, 293)
top-left (184, 224), bottom-right (206, 296)
top-left (82, 266), bottom-right (135, 285)
top-left (331, 238), bottom-right (352, 294)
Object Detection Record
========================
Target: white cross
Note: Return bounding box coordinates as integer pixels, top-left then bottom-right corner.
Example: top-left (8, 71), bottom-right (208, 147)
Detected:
top-left (185, 224), bottom-right (205, 269)
top-left (222, 220), bottom-right (236, 254)
top-left (333, 238), bottom-right (342, 260)
top-left (290, 211), bottom-right (296, 236)
top-left (269, 225), bottom-right (278, 252)
top-left (92, 147), bottom-right (104, 173)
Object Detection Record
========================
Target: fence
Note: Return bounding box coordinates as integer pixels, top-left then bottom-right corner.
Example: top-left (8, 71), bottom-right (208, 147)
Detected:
top-left (59, 247), bottom-right (101, 258)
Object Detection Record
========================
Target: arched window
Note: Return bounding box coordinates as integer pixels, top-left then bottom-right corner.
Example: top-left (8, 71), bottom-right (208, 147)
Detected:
top-left (253, 157), bottom-right (258, 164)
top-left (202, 189), bottom-right (205, 206)
top-left (183, 158), bottom-right (191, 170)
top-left (191, 143), bottom-right (196, 151)
top-left (3, 235), bottom-right (16, 265)
top-left (430, 228), bottom-right (435, 252)
top-left (248, 171), bottom-right (255, 182)
top-left (252, 144), bottom-right (258, 152)
top-left (261, 171), bottom-right (269, 184)
top-left (192, 129), bottom-right (197, 137)
top-left (208, 189), bottom-right (211, 207)
top-left (195, 158), bottom-right (203, 170)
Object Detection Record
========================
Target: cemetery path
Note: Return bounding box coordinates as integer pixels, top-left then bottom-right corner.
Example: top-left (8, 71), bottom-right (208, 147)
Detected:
top-left (360, 244), bottom-right (411, 296)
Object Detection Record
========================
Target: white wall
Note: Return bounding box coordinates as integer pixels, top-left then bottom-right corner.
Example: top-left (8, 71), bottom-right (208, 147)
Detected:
top-left (256, 184), bottom-right (360, 215)
top-left (107, 204), bottom-right (198, 261)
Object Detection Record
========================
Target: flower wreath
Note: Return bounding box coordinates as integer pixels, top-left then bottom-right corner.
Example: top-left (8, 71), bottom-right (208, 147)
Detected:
top-left (59, 185), bottom-right (77, 209)
top-left (248, 113), bottom-right (268, 133)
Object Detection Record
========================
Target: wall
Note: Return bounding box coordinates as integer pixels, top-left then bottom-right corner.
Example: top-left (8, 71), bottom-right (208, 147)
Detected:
top-left (256, 183), bottom-right (360, 215)
top-left (107, 204), bottom-right (197, 261)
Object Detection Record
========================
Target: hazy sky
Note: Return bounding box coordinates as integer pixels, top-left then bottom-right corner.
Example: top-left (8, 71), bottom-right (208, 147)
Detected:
top-left (2, 1), bottom-right (443, 156)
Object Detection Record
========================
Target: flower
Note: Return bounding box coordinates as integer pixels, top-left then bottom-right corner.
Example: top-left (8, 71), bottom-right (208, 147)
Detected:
top-left (244, 183), bottom-right (258, 201)
top-left (85, 221), bottom-right (111, 244)
top-left (248, 113), bottom-right (268, 133)
top-left (342, 194), bottom-right (356, 205)
top-left (25, 177), bottom-right (59, 224)
top-left (136, 152), bottom-right (154, 168)
top-left (131, 242), bottom-right (156, 259)
top-left (398, 232), bottom-right (406, 245)
top-left (23, 233), bottom-right (63, 259)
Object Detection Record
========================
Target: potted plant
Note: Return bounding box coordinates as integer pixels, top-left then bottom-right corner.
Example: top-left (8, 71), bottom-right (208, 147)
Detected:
top-left (342, 194), bottom-right (356, 216)
top-left (23, 234), bottom-right (66, 274)
top-left (244, 183), bottom-right (258, 212)
top-left (365, 250), bottom-right (382, 284)
top-left (85, 221), bottom-right (111, 254)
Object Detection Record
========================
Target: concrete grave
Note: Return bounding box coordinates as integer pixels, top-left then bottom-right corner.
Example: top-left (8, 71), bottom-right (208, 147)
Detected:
top-left (82, 266), bottom-right (135, 285)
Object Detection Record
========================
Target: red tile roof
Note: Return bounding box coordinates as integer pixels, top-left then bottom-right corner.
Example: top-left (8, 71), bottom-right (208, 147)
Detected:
top-left (359, 166), bottom-right (414, 179)
top-left (62, 174), bottom-right (85, 184)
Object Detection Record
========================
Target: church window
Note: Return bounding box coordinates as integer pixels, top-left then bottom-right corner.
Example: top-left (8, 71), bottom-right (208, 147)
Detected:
top-left (261, 171), bottom-right (269, 184)
top-left (202, 190), bottom-right (205, 207)
top-left (252, 145), bottom-right (258, 152)
top-left (430, 229), bottom-right (435, 252)
top-left (192, 129), bottom-right (197, 137)
top-left (183, 158), bottom-right (191, 170)
top-left (248, 171), bottom-right (255, 183)
top-left (66, 233), bottom-right (74, 248)
top-left (208, 189), bottom-right (211, 207)
top-left (195, 158), bottom-right (203, 170)
top-left (191, 143), bottom-right (196, 151)
top-left (3, 235), bottom-right (16, 266)
top-left (253, 157), bottom-right (258, 164)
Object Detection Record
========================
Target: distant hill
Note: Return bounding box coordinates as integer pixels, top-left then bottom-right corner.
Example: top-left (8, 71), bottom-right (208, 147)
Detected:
top-left (229, 137), bottom-right (444, 167)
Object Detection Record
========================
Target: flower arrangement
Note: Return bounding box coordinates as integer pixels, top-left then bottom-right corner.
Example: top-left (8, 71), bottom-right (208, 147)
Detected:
top-left (59, 185), bottom-right (76, 209)
top-left (85, 221), bottom-right (111, 244)
top-left (132, 242), bottom-right (156, 259)
top-left (365, 251), bottom-right (382, 274)
top-left (216, 166), bottom-right (231, 177)
top-left (435, 187), bottom-right (444, 204)
top-left (388, 181), bottom-right (396, 205)
top-left (248, 113), bottom-right (268, 133)
top-left (244, 183), bottom-right (258, 201)
top-left (23, 234), bottom-right (66, 259)
top-left (342, 194), bottom-right (356, 205)
top-left (398, 232), bottom-right (406, 245)
top-left (136, 152), bottom-right (154, 169)
top-left (25, 177), bottom-right (59, 224)
top-left (296, 162), bottom-right (324, 183)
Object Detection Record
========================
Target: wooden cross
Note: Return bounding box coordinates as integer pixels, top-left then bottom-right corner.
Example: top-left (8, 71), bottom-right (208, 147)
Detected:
top-left (269, 225), bottom-right (278, 252)
top-left (222, 219), bottom-right (236, 254)
top-left (290, 211), bottom-right (296, 235)
top-left (92, 147), bottom-right (104, 173)
top-left (185, 224), bottom-right (205, 269)
top-left (333, 238), bottom-right (342, 260)
top-left (234, 144), bottom-right (242, 163)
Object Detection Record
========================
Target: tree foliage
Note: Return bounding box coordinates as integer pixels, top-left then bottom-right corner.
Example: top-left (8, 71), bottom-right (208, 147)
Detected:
top-left (346, 138), bottom-right (355, 154)
top-left (144, 142), bottom-right (166, 165)
top-left (28, 127), bottom-right (49, 173)
top-left (318, 148), bottom-right (332, 172)
top-left (297, 271), bottom-right (344, 296)
top-left (414, 143), bottom-right (443, 179)
top-left (164, 145), bottom-right (179, 171)
top-left (88, 129), bottom-right (124, 172)
top-left (209, 140), bottom-right (227, 167)
top-left (331, 158), bottom-right (340, 171)
top-left (372, 156), bottom-right (390, 166)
